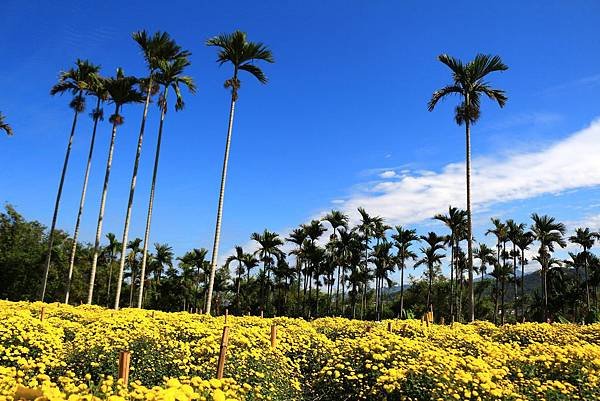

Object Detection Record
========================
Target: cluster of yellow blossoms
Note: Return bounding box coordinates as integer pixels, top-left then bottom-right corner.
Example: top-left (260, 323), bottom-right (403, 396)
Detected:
top-left (1, 301), bottom-right (599, 401)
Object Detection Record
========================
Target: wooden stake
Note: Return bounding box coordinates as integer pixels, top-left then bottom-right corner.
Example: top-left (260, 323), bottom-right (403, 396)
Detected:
top-left (216, 326), bottom-right (229, 379)
top-left (39, 307), bottom-right (45, 321)
top-left (387, 321), bottom-right (392, 332)
top-left (260, 310), bottom-right (264, 318)
top-left (224, 308), bottom-right (228, 324)
top-left (270, 325), bottom-right (277, 348)
top-left (118, 351), bottom-right (131, 386)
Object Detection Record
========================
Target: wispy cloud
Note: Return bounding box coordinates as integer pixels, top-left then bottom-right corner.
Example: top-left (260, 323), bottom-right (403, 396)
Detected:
top-left (541, 73), bottom-right (600, 95)
top-left (338, 118), bottom-right (600, 226)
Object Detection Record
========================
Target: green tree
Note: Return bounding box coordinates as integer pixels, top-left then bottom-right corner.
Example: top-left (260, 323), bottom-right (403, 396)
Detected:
top-left (251, 229), bottom-right (284, 314)
top-left (115, 31), bottom-right (188, 309)
top-left (428, 54), bottom-right (508, 322)
top-left (205, 31), bottom-right (274, 314)
top-left (570, 227), bottom-right (596, 312)
top-left (42, 59), bottom-right (101, 301)
top-left (415, 232), bottom-right (446, 309)
top-left (138, 52), bottom-right (196, 308)
top-left (88, 69), bottom-right (144, 304)
top-left (65, 76), bottom-right (108, 304)
top-left (531, 213), bottom-right (566, 320)
top-left (391, 226), bottom-right (418, 318)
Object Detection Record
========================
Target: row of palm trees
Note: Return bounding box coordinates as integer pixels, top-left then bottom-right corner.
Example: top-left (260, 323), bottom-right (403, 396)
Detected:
top-left (213, 207), bottom-right (598, 322)
top-left (40, 29), bottom-right (273, 311)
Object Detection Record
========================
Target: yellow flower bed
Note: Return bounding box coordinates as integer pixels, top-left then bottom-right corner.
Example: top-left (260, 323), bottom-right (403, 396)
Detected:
top-left (1, 301), bottom-right (599, 400)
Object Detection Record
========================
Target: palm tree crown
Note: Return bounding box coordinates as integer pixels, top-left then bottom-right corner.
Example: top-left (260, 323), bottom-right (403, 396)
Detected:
top-left (206, 30), bottom-right (274, 99)
top-left (0, 112), bottom-right (13, 136)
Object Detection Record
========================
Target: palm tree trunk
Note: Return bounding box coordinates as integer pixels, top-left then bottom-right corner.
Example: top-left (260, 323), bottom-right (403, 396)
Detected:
top-left (449, 239), bottom-right (455, 320)
top-left (399, 259), bottom-right (405, 318)
top-left (66, 97), bottom-right (102, 304)
top-left (115, 81), bottom-right (153, 309)
top-left (206, 87), bottom-right (237, 315)
top-left (88, 105), bottom-right (121, 304)
top-left (335, 265), bottom-right (341, 313)
top-left (41, 95), bottom-right (81, 301)
top-left (427, 265), bottom-right (432, 309)
top-left (106, 258), bottom-right (114, 307)
top-left (513, 244), bottom-right (518, 320)
top-left (138, 87), bottom-right (169, 308)
top-left (501, 278), bottom-right (505, 324)
top-left (465, 117), bottom-right (475, 322)
top-left (584, 248), bottom-right (591, 312)
top-left (520, 251), bottom-right (525, 320)
top-left (236, 262), bottom-right (242, 313)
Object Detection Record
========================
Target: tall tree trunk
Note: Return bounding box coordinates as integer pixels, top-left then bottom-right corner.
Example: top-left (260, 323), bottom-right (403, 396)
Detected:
top-left (501, 278), bottom-right (506, 324)
top-left (236, 261), bottom-right (242, 313)
top-left (206, 84), bottom-right (237, 315)
top-left (115, 80), bottom-right (153, 309)
top-left (465, 116), bottom-right (475, 322)
top-left (513, 243), bottom-right (518, 321)
top-left (138, 86), bottom-right (169, 308)
top-left (88, 104), bottom-right (121, 304)
top-left (41, 94), bottom-right (81, 301)
top-left (584, 248), bottom-right (591, 312)
top-left (106, 258), bottom-right (114, 307)
top-left (427, 265), bottom-right (432, 309)
top-left (449, 238), bottom-right (455, 321)
top-left (399, 258), bottom-right (405, 318)
top-left (520, 251), bottom-right (525, 320)
top-left (66, 97), bottom-right (102, 304)
top-left (335, 265), bottom-right (341, 314)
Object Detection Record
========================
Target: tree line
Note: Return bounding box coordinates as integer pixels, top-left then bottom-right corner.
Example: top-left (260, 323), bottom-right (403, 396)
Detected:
top-left (2, 204), bottom-right (599, 323)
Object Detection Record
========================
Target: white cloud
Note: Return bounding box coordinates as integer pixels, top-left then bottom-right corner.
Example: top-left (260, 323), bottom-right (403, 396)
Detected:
top-left (339, 118), bottom-right (600, 226)
top-left (379, 170), bottom-right (397, 179)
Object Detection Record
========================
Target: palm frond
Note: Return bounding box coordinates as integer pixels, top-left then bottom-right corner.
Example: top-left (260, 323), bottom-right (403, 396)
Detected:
top-left (239, 63), bottom-right (267, 84)
top-left (427, 85), bottom-right (462, 111)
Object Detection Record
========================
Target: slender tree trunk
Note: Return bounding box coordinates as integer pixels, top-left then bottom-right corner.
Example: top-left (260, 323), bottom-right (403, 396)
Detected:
top-left (513, 244), bottom-right (518, 321)
top-left (66, 97), bottom-right (102, 304)
top-left (138, 87), bottom-right (169, 308)
top-left (236, 261), bottom-right (242, 313)
top-left (465, 116), bottom-right (475, 322)
top-left (106, 258), bottom-right (114, 307)
top-left (206, 86), bottom-right (237, 315)
top-left (115, 80), bottom-right (153, 309)
top-left (427, 265), bottom-right (432, 309)
top-left (501, 278), bottom-right (505, 324)
top-left (399, 258), bottom-right (405, 318)
top-left (88, 105), bottom-right (121, 304)
top-left (520, 251), bottom-right (525, 320)
top-left (584, 248), bottom-right (591, 312)
top-left (335, 265), bottom-right (341, 313)
top-left (41, 96), bottom-right (81, 301)
top-left (449, 238), bottom-right (455, 320)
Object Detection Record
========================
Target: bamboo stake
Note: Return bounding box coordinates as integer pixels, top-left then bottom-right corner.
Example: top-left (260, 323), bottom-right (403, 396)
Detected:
top-left (118, 351), bottom-right (131, 386)
top-left (260, 310), bottom-right (263, 318)
top-left (40, 307), bottom-right (45, 321)
top-left (270, 325), bottom-right (277, 348)
top-left (216, 326), bottom-right (229, 379)
top-left (224, 308), bottom-right (228, 324)
top-left (387, 321), bottom-right (392, 332)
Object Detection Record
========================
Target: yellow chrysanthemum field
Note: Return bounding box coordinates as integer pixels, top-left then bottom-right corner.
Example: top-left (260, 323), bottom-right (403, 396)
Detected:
top-left (1, 301), bottom-right (600, 401)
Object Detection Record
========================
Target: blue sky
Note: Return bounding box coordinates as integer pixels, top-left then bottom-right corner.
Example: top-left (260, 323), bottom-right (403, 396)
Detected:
top-left (1, 1), bottom-right (600, 279)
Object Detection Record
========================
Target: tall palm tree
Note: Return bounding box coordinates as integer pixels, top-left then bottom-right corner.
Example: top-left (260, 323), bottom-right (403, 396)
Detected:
top-left (87, 69), bottom-right (144, 304)
top-left (65, 76), bottom-right (108, 304)
top-left (152, 243), bottom-right (174, 284)
top-left (415, 232), bottom-right (446, 309)
top-left (103, 232), bottom-right (121, 306)
top-left (433, 206), bottom-right (467, 320)
top-left (428, 54), bottom-right (508, 322)
top-left (474, 244), bottom-right (496, 290)
top-left (370, 242), bottom-right (394, 320)
top-left (531, 213), bottom-right (566, 320)
top-left (570, 227), bottom-right (596, 311)
top-left (391, 226), bottom-right (418, 318)
top-left (0, 112), bottom-right (13, 136)
top-left (124, 238), bottom-right (143, 307)
top-left (41, 59), bottom-right (100, 301)
top-left (137, 54), bottom-right (196, 308)
top-left (204, 31), bottom-right (274, 314)
top-left (115, 31), bottom-right (188, 310)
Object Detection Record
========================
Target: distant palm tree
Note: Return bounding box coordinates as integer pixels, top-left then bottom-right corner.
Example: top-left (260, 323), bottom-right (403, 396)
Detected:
top-left (205, 31), bottom-right (274, 314)
top-left (65, 76), bottom-right (108, 304)
top-left (415, 232), bottom-right (446, 309)
top-left (506, 219), bottom-right (526, 317)
top-left (251, 229), bottom-right (284, 313)
top-left (370, 242), bottom-right (394, 319)
top-left (287, 227), bottom-right (308, 308)
top-left (391, 226), bottom-right (418, 318)
top-left (531, 213), bottom-right (566, 320)
top-left (322, 210), bottom-right (349, 240)
top-left (474, 244), bottom-right (496, 292)
top-left (0, 112), bottom-right (13, 136)
top-left (428, 54), bottom-right (508, 322)
top-left (115, 31), bottom-right (188, 310)
top-left (514, 230), bottom-right (534, 319)
top-left (104, 232), bottom-right (121, 306)
top-left (570, 227), bottom-right (596, 311)
top-left (225, 245), bottom-right (246, 312)
top-left (152, 243), bottom-right (174, 284)
top-left (87, 69), bottom-right (144, 304)
top-left (42, 59), bottom-right (100, 301)
top-left (137, 53), bottom-right (196, 308)
top-left (434, 206), bottom-right (467, 320)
